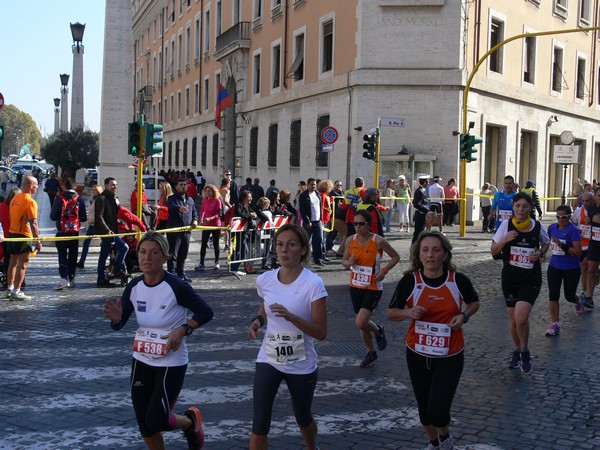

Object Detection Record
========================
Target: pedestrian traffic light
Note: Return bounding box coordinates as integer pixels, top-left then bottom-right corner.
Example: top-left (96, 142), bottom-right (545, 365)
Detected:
top-left (459, 133), bottom-right (470, 160)
top-left (465, 134), bottom-right (482, 162)
top-left (363, 130), bottom-right (378, 161)
top-left (144, 122), bottom-right (164, 155)
top-left (128, 121), bottom-right (143, 156)
top-left (0, 125), bottom-right (4, 155)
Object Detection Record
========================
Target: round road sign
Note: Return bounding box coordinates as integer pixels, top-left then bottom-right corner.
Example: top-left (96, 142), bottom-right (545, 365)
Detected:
top-left (321, 126), bottom-right (338, 144)
top-left (0, 92), bottom-right (4, 110)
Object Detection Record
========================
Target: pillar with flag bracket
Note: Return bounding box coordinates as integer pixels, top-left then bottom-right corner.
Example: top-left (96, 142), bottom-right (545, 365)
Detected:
top-left (215, 83), bottom-right (234, 130)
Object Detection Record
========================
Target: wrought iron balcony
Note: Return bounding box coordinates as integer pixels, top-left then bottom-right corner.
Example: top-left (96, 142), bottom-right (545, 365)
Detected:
top-left (215, 21), bottom-right (251, 60)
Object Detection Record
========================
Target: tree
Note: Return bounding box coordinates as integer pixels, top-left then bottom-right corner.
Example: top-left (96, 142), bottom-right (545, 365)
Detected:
top-left (42, 129), bottom-right (99, 177)
top-left (0, 104), bottom-right (42, 157)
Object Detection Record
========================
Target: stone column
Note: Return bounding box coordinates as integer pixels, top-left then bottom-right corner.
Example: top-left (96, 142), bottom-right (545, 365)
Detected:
top-left (98, 0), bottom-right (134, 200)
top-left (70, 22), bottom-right (85, 130)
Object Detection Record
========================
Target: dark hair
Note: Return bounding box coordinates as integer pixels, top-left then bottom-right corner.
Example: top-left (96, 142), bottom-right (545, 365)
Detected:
top-left (246, 177), bottom-right (252, 183)
top-left (355, 210), bottom-right (372, 223)
top-left (355, 177), bottom-right (365, 187)
top-left (513, 192), bottom-right (533, 206)
top-left (104, 177), bottom-right (115, 186)
top-left (406, 231), bottom-right (456, 274)
top-left (64, 178), bottom-right (74, 190)
top-left (239, 189), bottom-right (252, 203)
top-left (307, 177), bottom-right (316, 184)
top-left (556, 204), bottom-right (572, 215)
top-left (504, 175), bottom-right (515, 182)
top-left (221, 178), bottom-right (229, 188)
top-left (274, 223), bottom-right (311, 264)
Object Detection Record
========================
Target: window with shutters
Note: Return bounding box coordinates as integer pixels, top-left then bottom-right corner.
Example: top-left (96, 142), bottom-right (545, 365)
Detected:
top-left (183, 139), bottom-right (188, 166)
top-left (268, 124), bottom-right (278, 167)
top-left (201, 135), bottom-right (207, 166)
top-left (289, 120), bottom-right (301, 167)
top-left (212, 133), bottom-right (219, 167)
top-left (191, 137), bottom-right (197, 166)
top-left (249, 127), bottom-right (258, 167)
top-left (315, 115), bottom-right (329, 167)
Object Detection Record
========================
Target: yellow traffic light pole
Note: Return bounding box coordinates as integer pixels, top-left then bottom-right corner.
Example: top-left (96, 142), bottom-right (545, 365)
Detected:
top-left (459, 26), bottom-right (600, 237)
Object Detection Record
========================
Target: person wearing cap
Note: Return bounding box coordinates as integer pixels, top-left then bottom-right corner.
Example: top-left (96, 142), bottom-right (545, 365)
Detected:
top-left (427, 176), bottom-right (445, 233)
top-left (412, 176), bottom-right (430, 244)
top-left (356, 188), bottom-right (388, 236)
top-left (521, 180), bottom-right (543, 220)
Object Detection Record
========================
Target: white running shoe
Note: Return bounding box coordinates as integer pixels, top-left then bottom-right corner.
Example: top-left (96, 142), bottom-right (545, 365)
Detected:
top-left (55, 279), bottom-right (69, 290)
top-left (213, 263), bottom-right (220, 270)
top-left (11, 290), bottom-right (32, 301)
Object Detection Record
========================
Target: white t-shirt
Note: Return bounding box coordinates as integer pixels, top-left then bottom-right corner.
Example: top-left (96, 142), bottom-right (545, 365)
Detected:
top-left (309, 191), bottom-right (321, 221)
top-left (256, 268), bottom-right (328, 374)
top-left (428, 183), bottom-right (445, 204)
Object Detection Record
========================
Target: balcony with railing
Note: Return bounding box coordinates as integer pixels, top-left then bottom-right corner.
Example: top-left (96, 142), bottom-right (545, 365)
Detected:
top-left (215, 21), bottom-right (251, 60)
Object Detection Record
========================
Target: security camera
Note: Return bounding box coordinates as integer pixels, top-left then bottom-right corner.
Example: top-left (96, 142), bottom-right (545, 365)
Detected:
top-left (552, 115), bottom-right (559, 122)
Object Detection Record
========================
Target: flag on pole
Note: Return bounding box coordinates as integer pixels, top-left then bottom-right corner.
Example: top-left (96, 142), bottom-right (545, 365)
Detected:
top-left (215, 83), bottom-right (234, 130)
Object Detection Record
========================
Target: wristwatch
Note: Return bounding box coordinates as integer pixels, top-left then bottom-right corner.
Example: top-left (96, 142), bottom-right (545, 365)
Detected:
top-left (181, 324), bottom-right (194, 336)
top-left (461, 312), bottom-right (470, 324)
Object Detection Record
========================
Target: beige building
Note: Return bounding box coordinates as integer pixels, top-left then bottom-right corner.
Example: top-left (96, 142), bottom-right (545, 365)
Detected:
top-left (131, 0), bottom-right (600, 216)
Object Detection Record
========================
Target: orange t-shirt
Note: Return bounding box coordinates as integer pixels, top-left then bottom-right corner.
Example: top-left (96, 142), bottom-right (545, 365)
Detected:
top-left (9, 192), bottom-right (38, 237)
top-left (348, 234), bottom-right (383, 291)
top-left (405, 271), bottom-right (465, 357)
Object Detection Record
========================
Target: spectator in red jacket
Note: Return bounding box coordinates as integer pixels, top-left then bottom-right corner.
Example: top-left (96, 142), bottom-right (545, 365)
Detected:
top-left (131, 184), bottom-right (157, 230)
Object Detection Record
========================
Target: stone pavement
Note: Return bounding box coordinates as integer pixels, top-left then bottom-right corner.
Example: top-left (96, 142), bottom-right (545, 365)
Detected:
top-left (1, 188), bottom-right (599, 449)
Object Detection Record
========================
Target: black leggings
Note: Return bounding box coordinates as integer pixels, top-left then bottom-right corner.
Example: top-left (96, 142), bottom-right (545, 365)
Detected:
top-left (406, 349), bottom-right (464, 428)
top-left (252, 362), bottom-right (318, 435)
top-left (130, 358), bottom-right (187, 438)
top-left (200, 229), bottom-right (221, 264)
top-left (547, 265), bottom-right (581, 303)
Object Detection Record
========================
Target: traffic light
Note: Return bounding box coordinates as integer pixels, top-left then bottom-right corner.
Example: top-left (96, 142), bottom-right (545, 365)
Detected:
top-left (0, 125), bottom-right (4, 155)
top-left (459, 133), bottom-right (470, 160)
top-left (465, 134), bottom-right (482, 162)
top-left (362, 129), bottom-right (378, 161)
top-left (144, 122), bottom-right (164, 155)
top-left (128, 121), bottom-right (143, 156)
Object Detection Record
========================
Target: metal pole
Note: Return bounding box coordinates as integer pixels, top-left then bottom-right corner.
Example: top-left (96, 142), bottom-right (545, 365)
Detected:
top-left (374, 117), bottom-right (381, 188)
top-left (561, 164), bottom-right (568, 205)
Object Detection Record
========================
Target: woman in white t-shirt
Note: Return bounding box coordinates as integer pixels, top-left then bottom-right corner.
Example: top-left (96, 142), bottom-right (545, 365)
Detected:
top-left (248, 223), bottom-right (328, 450)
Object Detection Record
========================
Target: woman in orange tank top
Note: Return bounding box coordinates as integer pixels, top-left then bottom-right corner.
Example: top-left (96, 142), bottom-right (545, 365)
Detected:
top-left (341, 211), bottom-right (399, 368)
top-left (388, 231), bottom-right (480, 450)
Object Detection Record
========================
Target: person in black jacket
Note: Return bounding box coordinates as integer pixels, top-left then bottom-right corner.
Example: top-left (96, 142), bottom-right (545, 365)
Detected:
top-left (230, 190), bottom-right (258, 275)
top-left (412, 176), bottom-right (430, 244)
top-left (95, 177), bottom-right (129, 287)
top-left (167, 178), bottom-right (198, 282)
top-left (298, 178), bottom-right (324, 265)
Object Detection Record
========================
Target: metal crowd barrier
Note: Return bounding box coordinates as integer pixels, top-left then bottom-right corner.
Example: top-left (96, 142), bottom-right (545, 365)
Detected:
top-left (225, 215), bottom-right (292, 279)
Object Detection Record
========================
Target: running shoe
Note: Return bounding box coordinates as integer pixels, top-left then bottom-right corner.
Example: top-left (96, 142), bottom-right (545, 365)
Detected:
top-left (545, 322), bottom-right (560, 336)
top-left (520, 350), bottom-right (532, 373)
top-left (582, 296), bottom-right (595, 309)
top-left (194, 264), bottom-right (205, 272)
top-left (6, 289), bottom-right (13, 299)
top-left (439, 430), bottom-right (454, 450)
top-left (575, 299), bottom-right (585, 314)
top-left (508, 350), bottom-right (520, 369)
top-left (213, 263), bottom-right (220, 271)
top-left (68, 279), bottom-right (76, 288)
top-left (10, 290), bottom-right (32, 301)
top-left (55, 279), bottom-right (69, 291)
top-left (360, 351), bottom-right (378, 368)
top-left (183, 406), bottom-right (205, 449)
top-left (76, 261), bottom-right (85, 269)
top-left (179, 274), bottom-right (192, 283)
top-left (375, 325), bottom-right (388, 351)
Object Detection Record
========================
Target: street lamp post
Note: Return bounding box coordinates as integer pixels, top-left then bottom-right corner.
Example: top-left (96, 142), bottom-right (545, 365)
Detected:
top-left (60, 74), bottom-right (70, 131)
top-left (70, 22), bottom-right (85, 130)
top-left (53, 98), bottom-right (61, 134)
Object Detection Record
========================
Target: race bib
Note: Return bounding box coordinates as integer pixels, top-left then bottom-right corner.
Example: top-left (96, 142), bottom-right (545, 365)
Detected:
top-left (509, 246), bottom-right (535, 269)
top-left (550, 239), bottom-right (566, 256)
top-left (580, 224), bottom-right (591, 239)
top-left (133, 328), bottom-right (170, 358)
top-left (498, 209), bottom-right (513, 221)
top-left (350, 265), bottom-right (373, 288)
top-left (414, 320), bottom-right (451, 356)
top-left (592, 228), bottom-right (600, 242)
top-left (265, 331), bottom-right (306, 364)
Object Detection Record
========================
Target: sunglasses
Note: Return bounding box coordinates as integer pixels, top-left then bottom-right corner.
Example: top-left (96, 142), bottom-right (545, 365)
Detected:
top-left (556, 215), bottom-right (570, 219)
top-left (353, 222), bottom-right (368, 226)
top-left (225, 173), bottom-right (232, 176)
